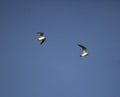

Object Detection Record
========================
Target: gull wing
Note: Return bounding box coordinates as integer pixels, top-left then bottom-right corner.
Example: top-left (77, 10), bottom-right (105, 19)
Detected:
top-left (78, 44), bottom-right (88, 57)
top-left (40, 38), bottom-right (46, 45)
top-left (37, 32), bottom-right (44, 36)
top-left (78, 44), bottom-right (87, 50)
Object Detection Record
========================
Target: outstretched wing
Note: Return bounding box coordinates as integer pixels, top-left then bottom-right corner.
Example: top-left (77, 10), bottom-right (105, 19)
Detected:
top-left (40, 38), bottom-right (46, 45)
top-left (37, 32), bottom-right (44, 36)
top-left (78, 44), bottom-right (87, 50)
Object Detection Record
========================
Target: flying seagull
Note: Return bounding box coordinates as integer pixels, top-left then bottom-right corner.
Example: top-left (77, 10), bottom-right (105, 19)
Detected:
top-left (78, 44), bottom-right (88, 57)
top-left (37, 32), bottom-right (46, 45)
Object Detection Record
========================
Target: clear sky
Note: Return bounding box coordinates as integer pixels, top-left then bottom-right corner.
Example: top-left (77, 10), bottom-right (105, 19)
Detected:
top-left (0, 0), bottom-right (120, 97)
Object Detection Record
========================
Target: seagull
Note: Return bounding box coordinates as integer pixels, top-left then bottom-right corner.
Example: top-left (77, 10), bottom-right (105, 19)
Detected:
top-left (78, 44), bottom-right (88, 57)
top-left (37, 32), bottom-right (46, 45)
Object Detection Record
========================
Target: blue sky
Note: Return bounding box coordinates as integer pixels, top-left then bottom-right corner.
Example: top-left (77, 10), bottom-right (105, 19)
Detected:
top-left (0, 0), bottom-right (120, 97)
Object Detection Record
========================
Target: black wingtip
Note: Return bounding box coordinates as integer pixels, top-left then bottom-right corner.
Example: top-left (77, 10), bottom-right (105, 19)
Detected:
top-left (36, 32), bottom-right (44, 35)
top-left (77, 44), bottom-right (83, 47)
top-left (77, 44), bottom-right (81, 46)
top-left (77, 44), bottom-right (87, 50)
top-left (40, 38), bottom-right (46, 45)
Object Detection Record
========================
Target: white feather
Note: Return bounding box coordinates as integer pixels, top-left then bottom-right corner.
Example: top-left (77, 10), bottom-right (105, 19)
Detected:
top-left (38, 36), bottom-right (45, 40)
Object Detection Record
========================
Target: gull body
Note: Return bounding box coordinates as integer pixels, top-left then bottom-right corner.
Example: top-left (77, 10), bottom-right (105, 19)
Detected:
top-left (38, 36), bottom-right (45, 40)
top-left (37, 32), bottom-right (46, 45)
top-left (78, 44), bottom-right (88, 57)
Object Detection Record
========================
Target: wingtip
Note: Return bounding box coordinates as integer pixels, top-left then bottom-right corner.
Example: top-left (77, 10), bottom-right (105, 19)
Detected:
top-left (36, 32), bottom-right (44, 34)
top-left (40, 38), bottom-right (46, 45)
top-left (77, 44), bottom-right (81, 47)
